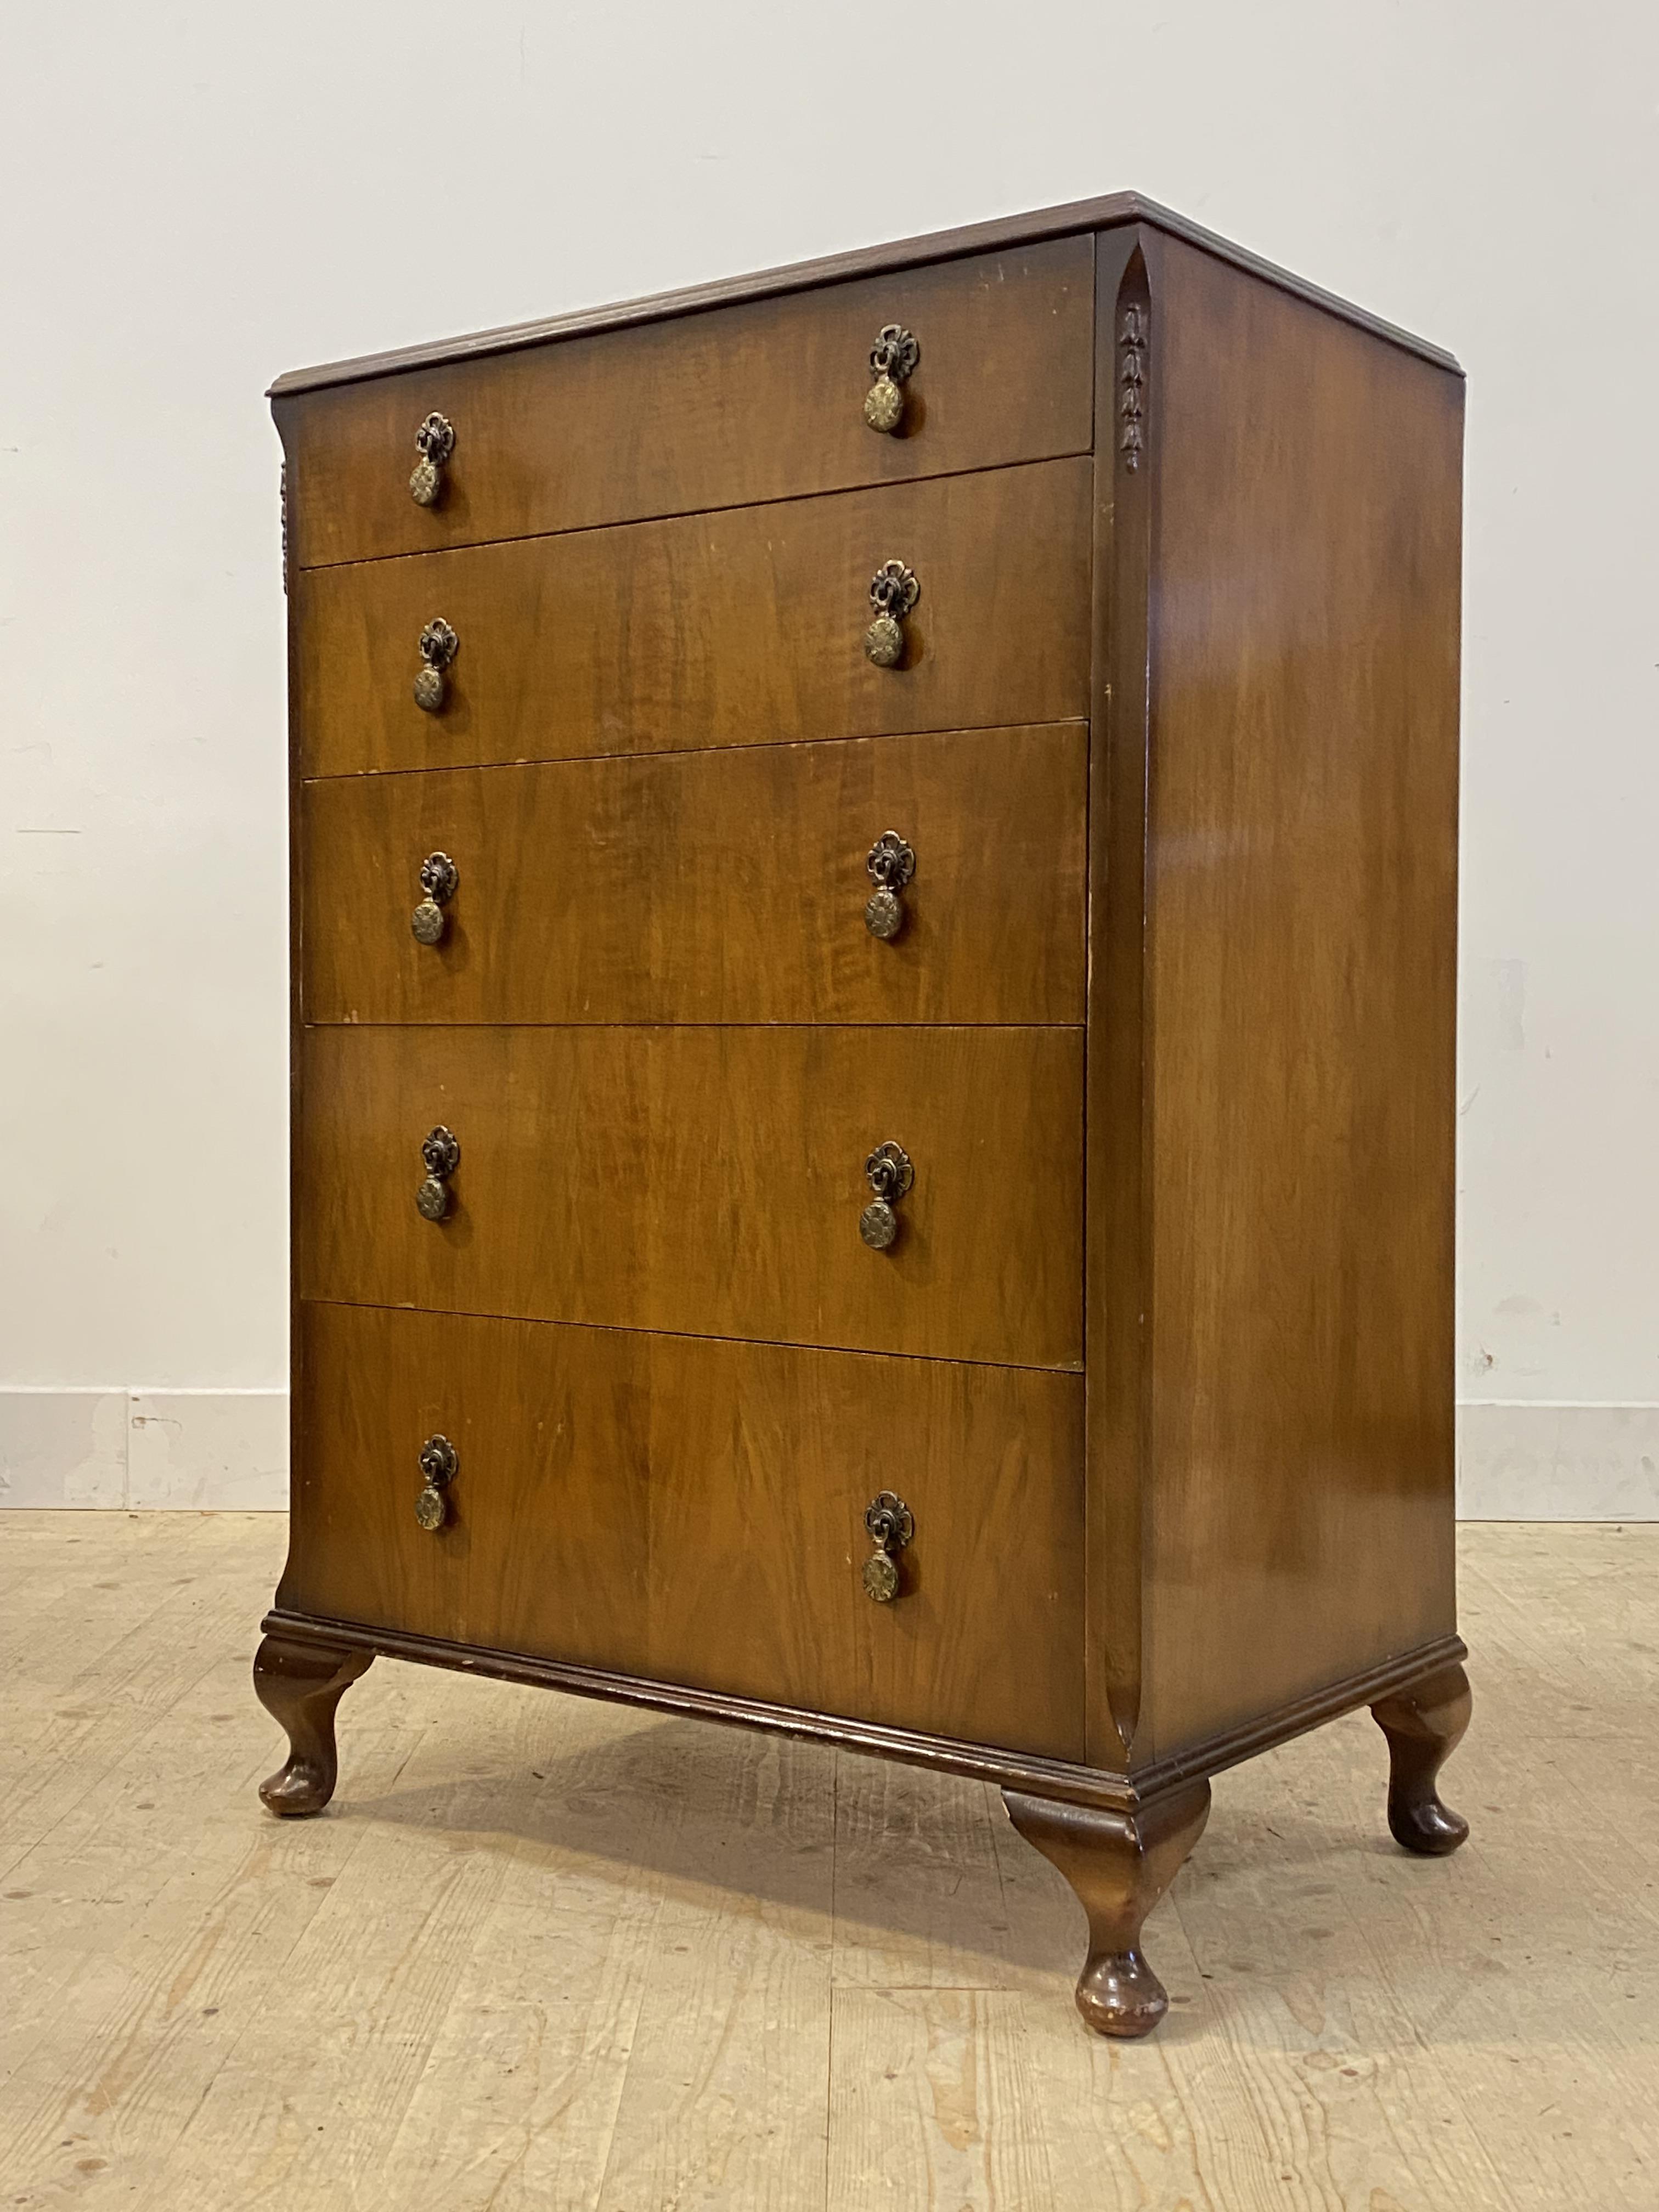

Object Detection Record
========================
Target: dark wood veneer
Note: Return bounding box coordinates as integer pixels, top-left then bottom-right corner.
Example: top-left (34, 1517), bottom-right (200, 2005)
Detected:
top-left (302, 723), bottom-right (1088, 1028)
top-left (252, 1632), bottom-right (374, 1816)
top-left (278, 240), bottom-right (1093, 569)
top-left (266, 201), bottom-right (1470, 2045)
top-left (288, 1301), bottom-right (1085, 1759)
top-left (297, 1023), bottom-right (1085, 1370)
top-left (1372, 1661), bottom-right (1474, 1855)
top-left (1005, 1782), bottom-right (1212, 2038)
top-left (261, 1601), bottom-right (1466, 1821)
top-left (292, 461), bottom-right (1092, 777)
top-left (1131, 232), bottom-right (1463, 1759)
top-left (269, 191), bottom-right (1457, 398)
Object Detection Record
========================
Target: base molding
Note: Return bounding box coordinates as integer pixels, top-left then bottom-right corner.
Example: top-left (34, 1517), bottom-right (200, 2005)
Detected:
top-left (262, 1605), bottom-right (1466, 1815)
top-left (1457, 1400), bottom-right (1659, 1519)
top-left (0, 1389), bottom-right (287, 1509)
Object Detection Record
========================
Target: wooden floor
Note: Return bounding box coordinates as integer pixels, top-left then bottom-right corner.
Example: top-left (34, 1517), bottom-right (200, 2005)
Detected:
top-left (1, 1516), bottom-right (1653, 2210)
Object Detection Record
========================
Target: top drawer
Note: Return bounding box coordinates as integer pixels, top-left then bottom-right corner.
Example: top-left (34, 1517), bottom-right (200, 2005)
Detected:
top-left (275, 237), bottom-right (1094, 568)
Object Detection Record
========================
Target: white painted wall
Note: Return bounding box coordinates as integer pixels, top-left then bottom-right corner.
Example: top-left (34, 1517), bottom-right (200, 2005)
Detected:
top-left (3, 2), bottom-right (1656, 1511)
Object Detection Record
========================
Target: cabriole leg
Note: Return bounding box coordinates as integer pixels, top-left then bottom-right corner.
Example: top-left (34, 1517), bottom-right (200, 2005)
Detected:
top-left (252, 1632), bottom-right (374, 1817)
top-left (1003, 1779), bottom-right (1211, 2039)
top-left (1370, 1658), bottom-right (1472, 1856)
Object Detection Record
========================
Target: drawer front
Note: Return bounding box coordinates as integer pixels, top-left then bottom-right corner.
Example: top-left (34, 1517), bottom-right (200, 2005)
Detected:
top-left (295, 459), bottom-right (1092, 778)
top-left (285, 1302), bottom-right (1085, 1760)
top-left (278, 236), bottom-right (1093, 568)
top-left (302, 725), bottom-right (1088, 1028)
top-left (288, 1302), bottom-right (648, 1672)
top-left (298, 1025), bottom-right (1084, 1369)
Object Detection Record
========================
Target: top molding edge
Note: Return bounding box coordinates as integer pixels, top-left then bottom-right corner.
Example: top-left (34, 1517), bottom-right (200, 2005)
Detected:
top-left (268, 191), bottom-right (1463, 399)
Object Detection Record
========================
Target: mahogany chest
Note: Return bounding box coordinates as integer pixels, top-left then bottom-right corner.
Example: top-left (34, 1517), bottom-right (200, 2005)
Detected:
top-left (257, 194), bottom-right (1471, 2039)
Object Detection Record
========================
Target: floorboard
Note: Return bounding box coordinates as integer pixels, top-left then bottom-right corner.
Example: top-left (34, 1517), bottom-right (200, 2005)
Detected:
top-left (0, 1512), bottom-right (1652, 2211)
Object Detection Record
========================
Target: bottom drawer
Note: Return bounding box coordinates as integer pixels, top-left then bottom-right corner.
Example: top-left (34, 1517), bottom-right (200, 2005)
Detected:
top-left (285, 1302), bottom-right (1085, 1761)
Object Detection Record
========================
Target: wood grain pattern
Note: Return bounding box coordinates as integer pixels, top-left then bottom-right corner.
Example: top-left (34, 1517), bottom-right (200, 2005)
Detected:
top-left (1132, 233), bottom-right (1465, 1760)
top-left (829, 1761), bottom-right (1038, 1994)
top-left (373, 1693), bottom-right (782, 2212)
top-left (256, 1610), bottom-right (1451, 1831)
top-left (0, 1530), bottom-right (450, 2204)
top-left (583, 1728), bottom-right (837, 2212)
top-left (1003, 1781), bottom-right (1211, 2038)
top-left (10, 1517), bottom-right (1650, 2211)
top-left (263, 204), bottom-right (1473, 2059)
top-left (297, 1024), bottom-right (1084, 1369)
top-left (1085, 228), bottom-right (1153, 1773)
top-left (293, 460), bottom-right (1092, 778)
top-left (286, 1302), bottom-right (1085, 1759)
top-left (139, 1678), bottom-right (544, 2212)
top-left (301, 724), bottom-right (1087, 1028)
top-left (251, 1633), bottom-right (374, 1816)
top-left (284, 1301), bottom-right (651, 1678)
top-left (260, 1611), bottom-right (1462, 1820)
top-left (0, 1519), bottom-right (257, 1871)
top-left (1372, 1658), bottom-right (1473, 1854)
top-left (276, 237), bottom-right (1093, 568)
top-left (268, 191), bottom-right (1460, 400)
top-left (641, 1334), bottom-right (1083, 1757)
top-left (828, 1989), bottom-right (1054, 2207)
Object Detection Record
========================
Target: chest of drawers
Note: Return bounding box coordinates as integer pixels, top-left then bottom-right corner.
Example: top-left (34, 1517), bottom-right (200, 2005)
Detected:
top-left (255, 193), bottom-right (1471, 2042)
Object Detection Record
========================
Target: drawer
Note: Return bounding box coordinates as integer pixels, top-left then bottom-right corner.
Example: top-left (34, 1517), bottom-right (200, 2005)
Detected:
top-left (298, 1025), bottom-right (1084, 1369)
top-left (277, 236), bottom-right (1093, 568)
top-left (285, 1302), bottom-right (1085, 1760)
top-left (295, 459), bottom-right (1092, 778)
top-left (287, 1302), bottom-right (648, 1674)
top-left (302, 724), bottom-right (1088, 1028)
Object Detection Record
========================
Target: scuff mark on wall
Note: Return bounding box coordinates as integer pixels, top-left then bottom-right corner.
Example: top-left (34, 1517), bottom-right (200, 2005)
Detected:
top-left (1491, 958), bottom-right (1527, 1052)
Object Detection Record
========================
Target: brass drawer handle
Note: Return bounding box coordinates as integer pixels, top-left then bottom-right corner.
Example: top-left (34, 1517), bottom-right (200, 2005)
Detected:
top-left (862, 1491), bottom-right (913, 1602)
top-left (411, 852), bottom-right (459, 946)
top-left (409, 412), bottom-right (455, 506)
top-left (416, 1125), bottom-right (460, 1221)
top-left (865, 831), bottom-right (915, 940)
top-left (859, 1139), bottom-right (913, 1250)
top-left (865, 561), bottom-right (919, 668)
top-left (864, 324), bottom-right (919, 434)
top-left (415, 1434), bottom-right (458, 1531)
top-left (414, 618), bottom-right (459, 712)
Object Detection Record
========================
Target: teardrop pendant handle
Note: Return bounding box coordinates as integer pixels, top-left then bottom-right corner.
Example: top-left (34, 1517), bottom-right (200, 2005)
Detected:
top-left (864, 325), bottom-right (919, 435)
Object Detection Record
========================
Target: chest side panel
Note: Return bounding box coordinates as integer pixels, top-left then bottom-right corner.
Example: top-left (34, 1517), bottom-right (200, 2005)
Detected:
top-left (1137, 239), bottom-right (1463, 1759)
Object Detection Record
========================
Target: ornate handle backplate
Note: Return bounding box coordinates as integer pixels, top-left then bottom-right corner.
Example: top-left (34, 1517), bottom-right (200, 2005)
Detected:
top-left (864, 324), bottom-right (919, 434)
top-left (415, 1434), bottom-right (459, 1531)
top-left (411, 852), bottom-right (459, 945)
top-left (865, 831), bottom-right (916, 940)
top-left (416, 1125), bottom-right (461, 1221)
top-left (862, 1491), bottom-right (914, 1602)
top-left (409, 412), bottom-right (455, 506)
top-left (859, 1139), bottom-right (913, 1250)
top-left (414, 618), bottom-right (459, 712)
top-left (865, 561), bottom-right (919, 669)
